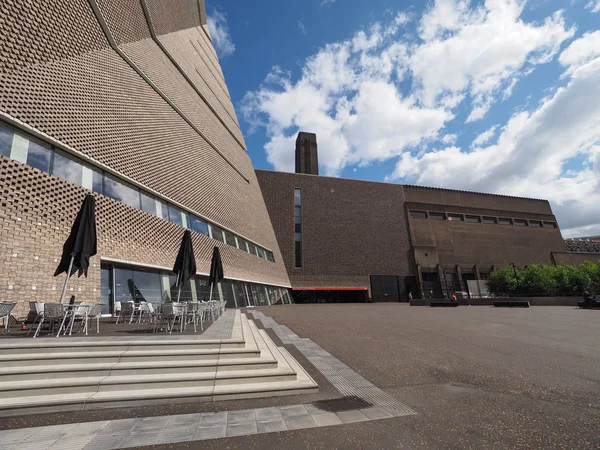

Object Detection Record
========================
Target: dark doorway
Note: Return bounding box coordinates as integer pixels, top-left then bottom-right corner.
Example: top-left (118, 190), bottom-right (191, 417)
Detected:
top-left (291, 290), bottom-right (367, 304)
top-left (370, 275), bottom-right (401, 302)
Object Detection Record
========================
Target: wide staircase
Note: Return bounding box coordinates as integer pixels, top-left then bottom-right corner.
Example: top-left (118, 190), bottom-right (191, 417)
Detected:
top-left (0, 311), bottom-right (317, 416)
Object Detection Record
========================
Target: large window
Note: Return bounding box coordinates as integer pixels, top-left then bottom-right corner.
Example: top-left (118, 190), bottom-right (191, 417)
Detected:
top-left (294, 188), bottom-right (302, 268)
top-left (26, 140), bottom-right (52, 172)
top-left (465, 215), bottom-right (481, 223)
top-left (104, 175), bottom-right (140, 209)
top-left (52, 150), bottom-right (103, 193)
top-left (482, 216), bottom-right (498, 224)
top-left (514, 219), bottom-right (528, 227)
top-left (429, 212), bottom-right (446, 220)
top-left (498, 218), bottom-right (513, 225)
top-left (447, 214), bottom-right (464, 222)
top-left (209, 224), bottom-right (224, 242)
top-left (189, 216), bottom-right (209, 236)
top-left (224, 231), bottom-right (237, 247)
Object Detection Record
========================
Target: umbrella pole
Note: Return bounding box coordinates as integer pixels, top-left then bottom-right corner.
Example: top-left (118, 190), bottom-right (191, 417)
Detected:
top-left (59, 255), bottom-right (75, 304)
top-left (208, 284), bottom-right (214, 322)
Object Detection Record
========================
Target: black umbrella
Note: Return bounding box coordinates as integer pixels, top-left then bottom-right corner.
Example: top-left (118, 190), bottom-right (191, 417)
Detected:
top-left (54, 194), bottom-right (97, 303)
top-left (208, 246), bottom-right (224, 302)
top-left (173, 230), bottom-right (197, 302)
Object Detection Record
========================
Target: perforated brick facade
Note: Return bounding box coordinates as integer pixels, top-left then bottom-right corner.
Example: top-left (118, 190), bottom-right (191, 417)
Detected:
top-left (0, 0), bottom-right (290, 317)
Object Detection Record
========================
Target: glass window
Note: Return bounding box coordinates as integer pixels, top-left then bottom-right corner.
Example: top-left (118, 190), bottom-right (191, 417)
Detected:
top-left (238, 238), bottom-right (249, 252)
top-left (410, 210), bottom-right (427, 219)
top-left (294, 188), bottom-right (301, 206)
top-left (499, 218), bottom-right (513, 225)
top-left (294, 205), bottom-right (302, 223)
top-left (514, 219), bottom-right (528, 227)
top-left (529, 220), bottom-right (542, 228)
top-left (482, 216), bottom-right (497, 224)
top-left (266, 251), bottom-right (275, 262)
top-left (210, 224), bottom-right (224, 242)
top-left (132, 269), bottom-right (162, 303)
top-left (465, 215), bottom-right (481, 223)
top-left (52, 150), bottom-right (83, 186)
top-left (114, 267), bottom-right (135, 304)
top-left (429, 212), bottom-right (446, 220)
top-left (91, 169), bottom-right (103, 194)
top-left (224, 231), bottom-right (237, 247)
top-left (295, 223), bottom-right (302, 233)
top-left (248, 242), bottom-right (258, 255)
top-left (100, 265), bottom-right (112, 315)
top-left (543, 222), bottom-right (557, 229)
top-left (0, 125), bottom-right (13, 157)
top-left (140, 192), bottom-right (157, 216)
top-left (168, 274), bottom-right (194, 302)
top-left (26, 140), bottom-right (52, 173)
top-left (295, 241), bottom-right (302, 267)
top-left (447, 214), bottom-right (464, 221)
top-left (167, 204), bottom-right (184, 227)
top-left (189, 216), bottom-right (209, 236)
top-left (104, 175), bottom-right (140, 209)
top-left (195, 276), bottom-right (210, 302)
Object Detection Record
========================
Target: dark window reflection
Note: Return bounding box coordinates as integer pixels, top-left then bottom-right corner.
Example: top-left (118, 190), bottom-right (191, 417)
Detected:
top-left (0, 126), bottom-right (12, 157)
top-left (140, 192), bottom-right (157, 216)
top-left (167, 204), bottom-right (184, 227)
top-left (190, 216), bottom-right (209, 236)
top-left (52, 150), bottom-right (83, 186)
top-left (114, 267), bottom-right (135, 304)
top-left (132, 270), bottom-right (162, 303)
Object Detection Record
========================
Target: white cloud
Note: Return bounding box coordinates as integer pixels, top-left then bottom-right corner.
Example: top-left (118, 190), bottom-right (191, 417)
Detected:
top-left (321, 0), bottom-right (336, 6)
top-left (471, 125), bottom-right (498, 148)
top-left (441, 134), bottom-right (458, 145)
top-left (242, 1), bottom-right (600, 235)
top-left (411, 0), bottom-right (575, 122)
top-left (390, 56), bottom-right (600, 236)
top-left (559, 30), bottom-right (600, 76)
top-left (242, 18), bottom-right (449, 176)
top-left (207, 8), bottom-right (235, 57)
top-left (586, 0), bottom-right (600, 13)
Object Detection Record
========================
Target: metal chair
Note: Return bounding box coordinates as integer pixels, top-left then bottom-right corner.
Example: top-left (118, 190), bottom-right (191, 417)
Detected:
top-left (33, 303), bottom-right (64, 338)
top-left (160, 303), bottom-right (176, 334)
top-left (116, 301), bottom-right (134, 324)
top-left (27, 302), bottom-right (45, 336)
top-left (85, 303), bottom-right (103, 334)
top-left (0, 302), bottom-right (16, 334)
top-left (184, 302), bottom-right (202, 332)
top-left (66, 302), bottom-right (92, 336)
top-left (172, 302), bottom-right (186, 333)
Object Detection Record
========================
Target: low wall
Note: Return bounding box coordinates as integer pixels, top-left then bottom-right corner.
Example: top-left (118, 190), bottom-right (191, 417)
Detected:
top-left (411, 297), bottom-right (580, 306)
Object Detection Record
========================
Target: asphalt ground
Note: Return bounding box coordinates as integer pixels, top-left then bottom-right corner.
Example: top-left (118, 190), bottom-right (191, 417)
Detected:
top-left (158, 304), bottom-right (598, 450)
top-left (3, 304), bottom-right (599, 449)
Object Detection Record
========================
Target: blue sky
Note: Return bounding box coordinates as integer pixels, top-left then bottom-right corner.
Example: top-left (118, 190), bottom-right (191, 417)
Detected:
top-left (207, 0), bottom-right (600, 237)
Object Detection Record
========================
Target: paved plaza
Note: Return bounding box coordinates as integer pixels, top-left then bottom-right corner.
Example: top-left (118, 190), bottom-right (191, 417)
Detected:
top-left (0, 304), bottom-right (598, 449)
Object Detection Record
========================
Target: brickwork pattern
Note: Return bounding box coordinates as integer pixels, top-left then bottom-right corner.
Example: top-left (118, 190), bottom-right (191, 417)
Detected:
top-left (256, 171), bottom-right (413, 289)
top-left (0, 0), bottom-right (291, 315)
top-left (0, 159), bottom-right (290, 318)
top-left (257, 171), bottom-right (567, 289)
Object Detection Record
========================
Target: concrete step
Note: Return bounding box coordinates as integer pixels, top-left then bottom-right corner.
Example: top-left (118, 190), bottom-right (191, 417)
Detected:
top-left (0, 313), bottom-right (318, 416)
top-left (0, 367), bottom-right (298, 398)
top-left (0, 339), bottom-right (245, 354)
top-left (0, 347), bottom-right (261, 367)
top-left (0, 356), bottom-right (280, 382)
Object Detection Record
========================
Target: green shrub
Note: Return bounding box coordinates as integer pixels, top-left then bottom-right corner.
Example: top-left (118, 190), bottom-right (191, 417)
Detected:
top-left (487, 261), bottom-right (600, 296)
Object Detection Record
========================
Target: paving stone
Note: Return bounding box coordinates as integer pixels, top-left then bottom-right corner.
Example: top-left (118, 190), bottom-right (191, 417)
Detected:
top-left (280, 404), bottom-right (308, 418)
top-left (284, 414), bottom-right (316, 430)
top-left (336, 410), bottom-right (370, 424)
top-left (311, 412), bottom-right (344, 427)
top-left (24, 424), bottom-right (77, 442)
top-left (166, 413), bottom-right (201, 429)
top-left (304, 403), bottom-right (332, 414)
top-left (17, 441), bottom-right (60, 450)
top-left (254, 406), bottom-right (283, 421)
top-left (69, 421), bottom-right (110, 437)
top-left (98, 419), bottom-right (138, 434)
top-left (47, 434), bottom-right (96, 450)
top-left (132, 416), bottom-right (170, 433)
top-left (0, 427), bottom-right (42, 445)
top-left (120, 432), bottom-right (161, 448)
top-left (227, 409), bottom-right (255, 425)
top-left (156, 429), bottom-right (196, 445)
top-left (226, 421), bottom-right (258, 437)
top-left (83, 434), bottom-right (126, 450)
top-left (198, 411), bottom-right (227, 427)
top-left (256, 418), bottom-right (287, 434)
top-left (194, 424), bottom-right (227, 440)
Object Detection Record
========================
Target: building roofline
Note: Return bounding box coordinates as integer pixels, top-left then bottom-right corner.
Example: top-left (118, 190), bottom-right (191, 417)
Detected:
top-left (255, 169), bottom-right (549, 203)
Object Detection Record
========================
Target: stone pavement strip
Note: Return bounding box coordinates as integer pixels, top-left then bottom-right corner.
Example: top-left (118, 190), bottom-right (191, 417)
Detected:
top-left (0, 313), bottom-right (415, 449)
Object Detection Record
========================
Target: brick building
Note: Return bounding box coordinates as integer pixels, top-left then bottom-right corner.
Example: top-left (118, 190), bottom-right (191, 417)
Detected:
top-left (257, 153), bottom-right (569, 303)
top-left (0, 0), bottom-right (293, 318)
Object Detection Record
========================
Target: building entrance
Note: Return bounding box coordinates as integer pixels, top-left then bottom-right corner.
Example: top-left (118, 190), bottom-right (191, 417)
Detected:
top-left (370, 275), bottom-right (419, 302)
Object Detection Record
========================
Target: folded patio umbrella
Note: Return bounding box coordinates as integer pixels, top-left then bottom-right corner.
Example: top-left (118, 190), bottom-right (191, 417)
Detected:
top-left (208, 246), bottom-right (224, 302)
top-left (54, 194), bottom-right (97, 303)
top-left (173, 229), bottom-right (197, 302)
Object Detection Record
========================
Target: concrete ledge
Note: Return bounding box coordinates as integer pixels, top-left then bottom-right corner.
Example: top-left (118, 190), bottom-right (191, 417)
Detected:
top-left (493, 301), bottom-right (530, 308)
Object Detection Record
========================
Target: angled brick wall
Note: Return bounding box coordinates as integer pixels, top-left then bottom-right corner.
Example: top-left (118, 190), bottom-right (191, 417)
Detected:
top-left (0, 0), bottom-right (290, 315)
